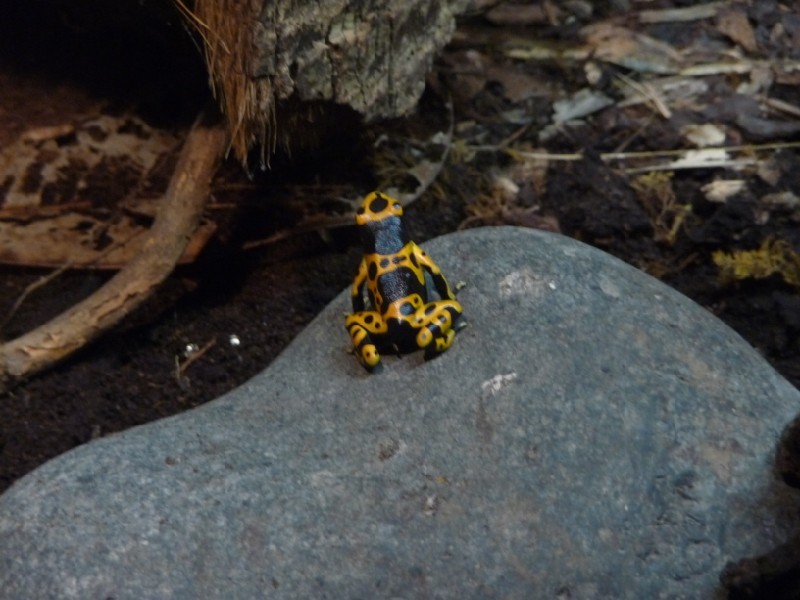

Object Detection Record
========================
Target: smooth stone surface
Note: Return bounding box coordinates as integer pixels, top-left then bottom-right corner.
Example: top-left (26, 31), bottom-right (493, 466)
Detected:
top-left (1, 227), bottom-right (799, 599)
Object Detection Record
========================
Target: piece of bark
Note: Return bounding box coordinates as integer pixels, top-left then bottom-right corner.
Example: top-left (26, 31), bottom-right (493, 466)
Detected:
top-left (188, 0), bottom-right (471, 165)
top-left (0, 112), bottom-right (227, 390)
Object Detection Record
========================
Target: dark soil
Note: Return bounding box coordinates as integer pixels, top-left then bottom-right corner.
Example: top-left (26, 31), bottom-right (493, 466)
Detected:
top-left (2, 10), bottom-right (800, 594)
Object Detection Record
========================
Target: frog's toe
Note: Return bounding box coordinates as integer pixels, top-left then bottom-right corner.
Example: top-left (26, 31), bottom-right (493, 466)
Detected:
top-left (439, 328), bottom-right (456, 351)
top-left (366, 359), bottom-right (384, 374)
top-left (358, 343), bottom-right (382, 371)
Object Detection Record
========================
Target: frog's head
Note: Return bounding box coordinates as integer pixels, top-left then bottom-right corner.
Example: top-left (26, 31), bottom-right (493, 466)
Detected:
top-left (356, 191), bottom-right (403, 225)
top-left (356, 191), bottom-right (408, 254)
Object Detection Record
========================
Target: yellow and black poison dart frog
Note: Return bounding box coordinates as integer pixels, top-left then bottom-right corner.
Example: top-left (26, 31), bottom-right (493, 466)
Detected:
top-left (345, 191), bottom-right (465, 372)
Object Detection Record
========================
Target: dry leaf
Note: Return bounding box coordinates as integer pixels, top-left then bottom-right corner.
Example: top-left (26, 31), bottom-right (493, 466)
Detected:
top-left (552, 88), bottom-right (614, 123)
top-left (681, 123), bottom-right (726, 148)
top-left (485, 65), bottom-right (554, 103)
top-left (639, 3), bottom-right (724, 24)
top-left (761, 191), bottom-right (800, 212)
top-left (757, 155), bottom-right (783, 186)
top-left (701, 179), bottom-right (746, 203)
top-left (581, 24), bottom-right (684, 74)
top-left (716, 7), bottom-right (758, 54)
top-left (485, 2), bottom-right (550, 26)
top-left (437, 50), bottom-right (490, 105)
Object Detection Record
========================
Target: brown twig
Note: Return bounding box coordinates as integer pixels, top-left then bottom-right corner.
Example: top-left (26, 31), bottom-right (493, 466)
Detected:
top-left (176, 338), bottom-right (217, 376)
top-left (1, 265), bottom-right (74, 335)
top-left (0, 110), bottom-right (227, 392)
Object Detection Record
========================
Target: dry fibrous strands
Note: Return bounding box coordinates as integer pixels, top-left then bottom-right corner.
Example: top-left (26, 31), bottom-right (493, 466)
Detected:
top-left (761, 96), bottom-right (800, 119)
top-left (614, 73), bottom-right (671, 119)
top-left (495, 142), bottom-right (800, 174)
top-left (680, 59), bottom-right (800, 77)
top-left (0, 112), bottom-right (227, 391)
top-left (181, 0), bottom-right (274, 167)
top-left (638, 2), bottom-right (731, 24)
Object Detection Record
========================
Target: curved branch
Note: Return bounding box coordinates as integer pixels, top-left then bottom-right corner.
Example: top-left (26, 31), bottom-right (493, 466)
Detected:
top-left (0, 112), bottom-right (228, 391)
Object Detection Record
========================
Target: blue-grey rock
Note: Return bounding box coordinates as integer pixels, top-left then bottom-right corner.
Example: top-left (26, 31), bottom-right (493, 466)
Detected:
top-left (1, 227), bottom-right (798, 599)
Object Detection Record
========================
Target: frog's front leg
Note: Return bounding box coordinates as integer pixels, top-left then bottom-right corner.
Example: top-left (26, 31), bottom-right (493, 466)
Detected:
top-left (413, 299), bottom-right (464, 360)
top-left (411, 242), bottom-right (458, 302)
top-left (345, 310), bottom-right (388, 371)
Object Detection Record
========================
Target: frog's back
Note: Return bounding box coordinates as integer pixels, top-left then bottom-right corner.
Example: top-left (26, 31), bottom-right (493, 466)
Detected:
top-left (369, 257), bottom-right (427, 308)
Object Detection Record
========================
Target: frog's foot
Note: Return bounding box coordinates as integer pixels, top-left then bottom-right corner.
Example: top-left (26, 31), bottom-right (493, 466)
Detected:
top-left (415, 301), bottom-right (462, 360)
top-left (423, 328), bottom-right (457, 361)
top-left (345, 311), bottom-right (387, 371)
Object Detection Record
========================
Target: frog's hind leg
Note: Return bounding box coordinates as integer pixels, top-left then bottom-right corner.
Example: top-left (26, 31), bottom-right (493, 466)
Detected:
top-left (414, 300), bottom-right (463, 361)
top-left (345, 311), bottom-right (387, 371)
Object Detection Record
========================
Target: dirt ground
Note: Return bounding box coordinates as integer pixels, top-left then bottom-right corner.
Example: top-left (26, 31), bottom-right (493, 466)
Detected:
top-left (1, 1), bottom-right (800, 591)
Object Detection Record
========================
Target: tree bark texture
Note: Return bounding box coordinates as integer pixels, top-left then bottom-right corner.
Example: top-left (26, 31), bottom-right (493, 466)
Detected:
top-left (190, 0), bottom-right (470, 164)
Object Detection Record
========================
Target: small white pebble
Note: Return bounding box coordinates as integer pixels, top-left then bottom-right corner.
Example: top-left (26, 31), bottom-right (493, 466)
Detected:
top-left (229, 334), bottom-right (241, 347)
top-left (481, 373), bottom-right (518, 396)
top-left (422, 495), bottom-right (439, 516)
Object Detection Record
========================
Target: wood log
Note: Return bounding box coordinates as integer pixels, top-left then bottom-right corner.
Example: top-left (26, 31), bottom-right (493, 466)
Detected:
top-left (189, 0), bottom-right (471, 165)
